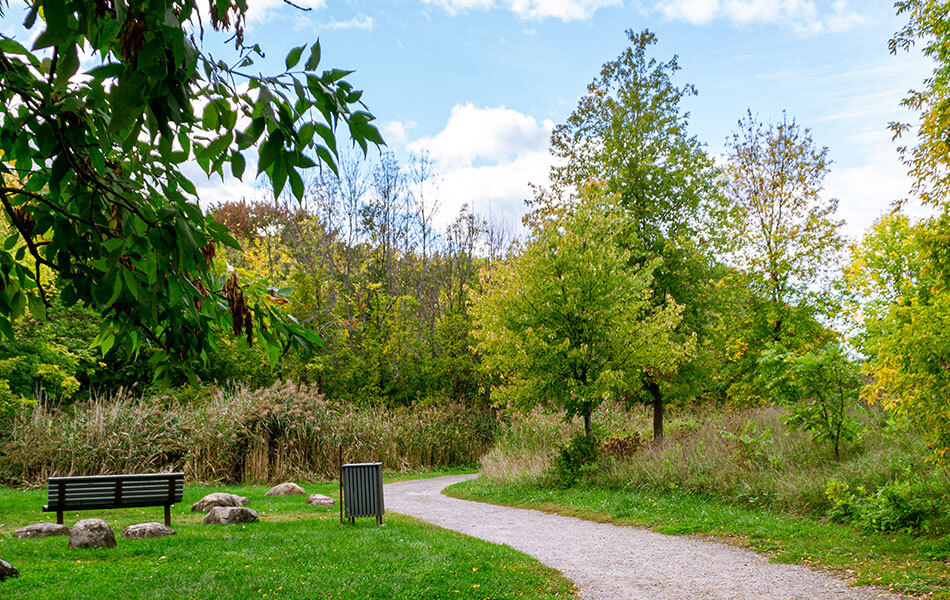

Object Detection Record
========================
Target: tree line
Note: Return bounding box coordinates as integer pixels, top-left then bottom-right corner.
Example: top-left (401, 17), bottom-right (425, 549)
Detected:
top-left (1, 1), bottom-right (949, 465)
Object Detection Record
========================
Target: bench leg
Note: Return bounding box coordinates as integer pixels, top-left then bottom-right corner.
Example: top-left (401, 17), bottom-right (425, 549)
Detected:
top-left (164, 505), bottom-right (171, 527)
top-left (57, 511), bottom-right (63, 526)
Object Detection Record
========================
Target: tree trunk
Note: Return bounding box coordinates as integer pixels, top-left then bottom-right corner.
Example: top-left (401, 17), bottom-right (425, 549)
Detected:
top-left (583, 410), bottom-right (593, 439)
top-left (647, 381), bottom-right (663, 443)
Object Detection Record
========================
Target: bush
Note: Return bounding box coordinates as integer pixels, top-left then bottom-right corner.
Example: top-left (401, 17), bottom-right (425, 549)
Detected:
top-left (824, 476), bottom-right (938, 533)
top-left (861, 478), bottom-right (937, 533)
top-left (547, 434), bottom-right (600, 488)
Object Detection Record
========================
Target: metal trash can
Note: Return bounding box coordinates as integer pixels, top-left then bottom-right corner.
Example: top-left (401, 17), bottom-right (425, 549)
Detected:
top-left (340, 462), bottom-right (384, 525)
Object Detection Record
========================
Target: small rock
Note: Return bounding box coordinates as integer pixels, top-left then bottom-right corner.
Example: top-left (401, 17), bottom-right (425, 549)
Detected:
top-left (69, 518), bottom-right (116, 549)
top-left (121, 522), bottom-right (177, 539)
top-left (0, 557), bottom-right (18, 581)
top-left (202, 506), bottom-right (259, 525)
top-left (305, 493), bottom-right (335, 507)
top-left (265, 482), bottom-right (306, 496)
top-left (191, 492), bottom-right (249, 512)
top-left (14, 522), bottom-right (70, 539)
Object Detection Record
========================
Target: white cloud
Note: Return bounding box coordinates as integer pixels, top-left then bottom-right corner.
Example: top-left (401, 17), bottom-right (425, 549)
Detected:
top-left (408, 103), bottom-right (553, 167)
top-left (433, 150), bottom-right (553, 229)
top-left (825, 158), bottom-right (935, 242)
top-left (658, 0), bottom-right (867, 34)
top-left (405, 105), bottom-right (555, 229)
top-left (424, 0), bottom-right (622, 21)
top-left (382, 120), bottom-right (417, 145)
top-left (323, 15), bottom-right (375, 30)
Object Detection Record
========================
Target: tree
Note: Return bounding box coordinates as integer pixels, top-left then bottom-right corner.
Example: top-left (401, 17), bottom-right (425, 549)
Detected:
top-left (0, 0), bottom-right (383, 380)
top-left (540, 29), bottom-right (725, 441)
top-left (843, 211), bottom-right (922, 356)
top-left (724, 111), bottom-right (844, 340)
top-left (759, 341), bottom-right (862, 461)
top-left (890, 0), bottom-right (950, 208)
top-left (471, 187), bottom-right (693, 439)
top-left (861, 210), bottom-right (950, 460)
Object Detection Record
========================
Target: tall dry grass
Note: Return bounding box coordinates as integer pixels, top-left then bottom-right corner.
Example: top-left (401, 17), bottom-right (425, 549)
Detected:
top-left (480, 401), bottom-right (949, 518)
top-left (0, 382), bottom-right (496, 486)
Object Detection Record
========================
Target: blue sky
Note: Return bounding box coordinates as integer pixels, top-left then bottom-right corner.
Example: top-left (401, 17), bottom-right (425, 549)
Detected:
top-left (0, 1), bottom-right (934, 239)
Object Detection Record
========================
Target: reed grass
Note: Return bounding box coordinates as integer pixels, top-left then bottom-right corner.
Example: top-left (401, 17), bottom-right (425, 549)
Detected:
top-left (0, 382), bottom-right (495, 485)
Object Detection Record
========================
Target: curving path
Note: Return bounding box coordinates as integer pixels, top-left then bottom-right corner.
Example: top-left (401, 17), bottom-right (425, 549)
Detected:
top-left (384, 475), bottom-right (904, 600)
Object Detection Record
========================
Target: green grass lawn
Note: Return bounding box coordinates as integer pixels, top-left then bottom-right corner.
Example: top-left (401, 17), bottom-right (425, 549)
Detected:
top-left (0, 480), bottom-right (577, 600)
top-left (447, 478), bottom-right (950, 598)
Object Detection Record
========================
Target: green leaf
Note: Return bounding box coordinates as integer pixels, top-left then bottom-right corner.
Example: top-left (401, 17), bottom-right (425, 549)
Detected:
top-left (323, 68), bottom-right (354, 83)
top-left (202, 101), bottom-right (220, 130)
top-left (288, 167), bottom-right (304, 200)
top-left (28, 295), bottom-right (47, 320)
top-left (236, 118), bottom-right (265, 150)
top-left (0, 38), bottom-right (29, 55)
top-left (10, 290), bottom-right (26, 320)
top-left (285, 45), bottom-right (305, 70)
top-left (100, 331), bottom-right (115, 355)
top-left (175, 217), bottom-right (199, 253)
top-left (230, 150), bottom-right (246, 179)
top-left (0, 317), bottom-right (13, 341)
top-left (305, 40), bottom-right (321, 70)
top-left (34, 0), bottom-right (69, 48)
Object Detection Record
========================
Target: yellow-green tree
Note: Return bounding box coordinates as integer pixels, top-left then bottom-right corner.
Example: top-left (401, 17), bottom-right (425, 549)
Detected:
top-left (471, 188), bottom-right (693, 438)
top-left (858, 211), bottom-right (950, 459)
top-left (890, 0), bottom-right (950, 207)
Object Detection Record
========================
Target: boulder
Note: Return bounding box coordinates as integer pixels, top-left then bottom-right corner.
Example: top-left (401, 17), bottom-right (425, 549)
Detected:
top-left (68, 518), bottom-right (116, 549)
top-left (13, 522), bottom-right (70, 539)
top-left (121, 522), bottom-right (177, 539)
top-left (0, 558), bottom-right (18, 581)
top-left (191, 492), bottom-right (249, 512)
top-left (305, 493), bottom-right (335, 507)
top-left (202, 506), bottom-right (259, 525)
top-left (265, 482), bottom-right (306, 496)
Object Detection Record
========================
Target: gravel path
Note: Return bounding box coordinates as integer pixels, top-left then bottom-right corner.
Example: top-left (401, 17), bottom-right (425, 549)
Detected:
top-left (384, 475), bottom-right (902, 600)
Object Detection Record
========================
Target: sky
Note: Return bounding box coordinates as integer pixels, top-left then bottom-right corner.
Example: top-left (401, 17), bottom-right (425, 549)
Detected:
top-left (0, 0), bottom-right (936, 240)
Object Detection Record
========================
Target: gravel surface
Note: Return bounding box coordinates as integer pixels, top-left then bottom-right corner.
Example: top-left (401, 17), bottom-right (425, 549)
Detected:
top-left (384, 475), bottom-right (903, 600)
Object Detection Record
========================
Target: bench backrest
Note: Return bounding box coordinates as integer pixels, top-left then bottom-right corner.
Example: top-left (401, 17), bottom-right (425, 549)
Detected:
top-left (46, 473), bottom-right (184, 511)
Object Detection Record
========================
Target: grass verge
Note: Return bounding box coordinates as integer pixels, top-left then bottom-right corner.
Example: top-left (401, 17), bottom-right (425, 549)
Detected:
top-left (446, 477), bottom-right (950, 598)
top-left (0, 480), bottom-right (575, 600)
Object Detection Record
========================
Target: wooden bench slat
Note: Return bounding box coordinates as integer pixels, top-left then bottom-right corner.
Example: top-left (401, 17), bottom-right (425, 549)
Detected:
top-left (48, 473), bottom-right (184, 483)
top-left (47, 487), bottom-right (183, 502)
top-left (44, 473), bottom-right (184, 527)
top-left (52, 482), bottom-right (185, 492)
top-left (45, 498), bottom-right (181, 510)
top-left (48, 492), bottom-right (183, 505)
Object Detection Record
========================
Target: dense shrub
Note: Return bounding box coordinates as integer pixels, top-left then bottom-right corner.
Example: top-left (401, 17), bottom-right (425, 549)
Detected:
top-left (547, 434), bottom-right (600, 488)
top-left (0, 382), bottom-right (497, 485)
top-left (825, 476), bottom-right (940, 533)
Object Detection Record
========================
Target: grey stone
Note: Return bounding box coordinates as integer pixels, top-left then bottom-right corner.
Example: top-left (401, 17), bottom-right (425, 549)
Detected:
top-left (0, 558), bottom-right (18, 581)
top-left (121, 522), bottom-right (177, 539)
top-left (202, 506), bottom-right (259, 525)
top-left (265, 482), bottom-right (306, 496)
top-left (305, 493), bottom-right (335, 507)
top-left (68, 518), bottom-right (116, 549)
top-left (13, 522), bottom-right (70, 539)
top-left (191, 492), bottom-right (249, 512)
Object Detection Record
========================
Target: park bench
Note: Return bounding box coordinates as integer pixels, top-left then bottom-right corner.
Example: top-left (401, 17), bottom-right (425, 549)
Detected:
top-left (43, 473), bottom-right (184, 526)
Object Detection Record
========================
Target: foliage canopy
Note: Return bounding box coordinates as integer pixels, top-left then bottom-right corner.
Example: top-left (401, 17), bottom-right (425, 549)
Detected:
top-left (472, 187), bottom-right (693, 437)
top-left (0, 0), bottom-right (382, 380)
